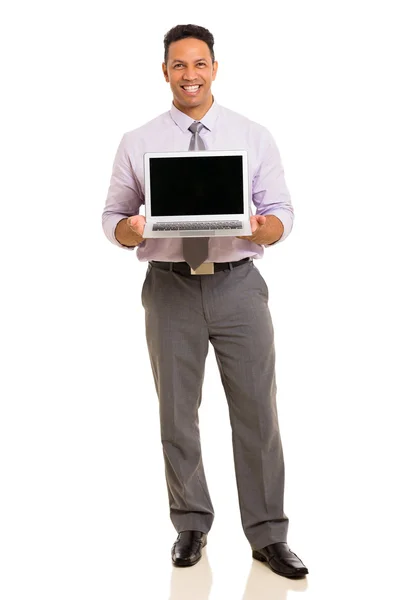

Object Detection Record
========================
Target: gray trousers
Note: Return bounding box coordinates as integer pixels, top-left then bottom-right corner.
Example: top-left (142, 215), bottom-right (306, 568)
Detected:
top-left (141, 259), bottom-right (289, 550)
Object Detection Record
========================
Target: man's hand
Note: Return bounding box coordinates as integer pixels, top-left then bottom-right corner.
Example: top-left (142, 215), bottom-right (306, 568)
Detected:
top-left (236, 215), bottom-right (284, 245)
top-left (115, 215), bottom-right (146, 247)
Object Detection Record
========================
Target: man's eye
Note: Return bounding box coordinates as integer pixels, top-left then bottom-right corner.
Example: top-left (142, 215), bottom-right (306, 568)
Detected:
top-left (174, 63), bottom-right (206, 68)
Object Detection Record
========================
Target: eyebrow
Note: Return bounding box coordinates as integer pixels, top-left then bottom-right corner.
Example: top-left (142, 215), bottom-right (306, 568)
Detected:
top-left (171, 58), bottom-right (208, 64)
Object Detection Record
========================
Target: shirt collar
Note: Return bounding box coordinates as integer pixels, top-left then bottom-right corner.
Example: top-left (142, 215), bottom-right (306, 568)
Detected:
top-left (169, 96), bottom-right (219, 133)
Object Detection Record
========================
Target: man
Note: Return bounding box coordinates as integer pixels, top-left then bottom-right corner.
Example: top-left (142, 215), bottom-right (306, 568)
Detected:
top-left (102, 24), bottom-right (308, 579)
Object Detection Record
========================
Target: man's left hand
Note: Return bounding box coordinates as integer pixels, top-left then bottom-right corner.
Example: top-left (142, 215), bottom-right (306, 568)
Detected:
top-left (236, 215), bottom-right (284, 245)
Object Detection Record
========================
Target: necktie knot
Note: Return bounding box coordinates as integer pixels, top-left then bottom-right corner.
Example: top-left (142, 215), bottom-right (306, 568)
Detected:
top-left (188, 121), bottom-right (204, 134)
top-left (188, 121), bottom-right (206, 151)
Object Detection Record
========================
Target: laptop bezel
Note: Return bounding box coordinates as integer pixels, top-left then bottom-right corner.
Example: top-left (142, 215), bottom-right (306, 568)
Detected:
top-left (143, 150), bottom-right (250, 223)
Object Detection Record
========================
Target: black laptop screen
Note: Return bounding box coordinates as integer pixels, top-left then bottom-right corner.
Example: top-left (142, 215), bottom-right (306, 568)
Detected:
top-left (149, 155), bottom-right (244, 216)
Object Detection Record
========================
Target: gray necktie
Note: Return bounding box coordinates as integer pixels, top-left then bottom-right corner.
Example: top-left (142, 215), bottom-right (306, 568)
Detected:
top-left (182, 121), bottom-right (209, 270)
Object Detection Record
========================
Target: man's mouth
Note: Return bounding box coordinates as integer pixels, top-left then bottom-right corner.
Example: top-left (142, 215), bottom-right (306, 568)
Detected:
top-left (181, 84), bottom-right (202, 95)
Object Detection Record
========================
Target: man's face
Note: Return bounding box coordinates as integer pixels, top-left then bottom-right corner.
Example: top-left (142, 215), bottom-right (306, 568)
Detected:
top-left (162, 38), bottom-right (218, 112)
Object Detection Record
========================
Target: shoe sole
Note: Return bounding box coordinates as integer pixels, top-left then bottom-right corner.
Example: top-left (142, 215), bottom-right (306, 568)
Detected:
top-left (252, 550), bottom-right (308, 578)
top-left (172, 539), bottom-right (207, 568)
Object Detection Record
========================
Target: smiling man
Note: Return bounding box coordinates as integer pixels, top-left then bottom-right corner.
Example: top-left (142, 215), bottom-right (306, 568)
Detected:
top-left (102, 24), bottom-right (308, 579)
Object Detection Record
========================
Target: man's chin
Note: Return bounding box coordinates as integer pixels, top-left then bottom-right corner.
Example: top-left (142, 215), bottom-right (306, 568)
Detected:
top-left (174, 96), bottom-right (200, 109)
top-left (175, 90), bottom-right (209, 106)
top-left (180, 93), bottom-right (202, 103)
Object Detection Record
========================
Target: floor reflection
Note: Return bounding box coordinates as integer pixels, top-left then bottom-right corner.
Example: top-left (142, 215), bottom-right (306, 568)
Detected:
top-left (242, 559), bottom-right (308, 599)
top-left (169, 548), bottom-right (213, 600)
top-left (167, 549), bottom-right (308, 600)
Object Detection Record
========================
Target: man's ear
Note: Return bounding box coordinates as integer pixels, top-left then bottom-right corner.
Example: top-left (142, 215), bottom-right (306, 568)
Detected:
top-left (212, 60), bottom-right (218, 81)
top-left (162, 63), bottom-right (169, 82)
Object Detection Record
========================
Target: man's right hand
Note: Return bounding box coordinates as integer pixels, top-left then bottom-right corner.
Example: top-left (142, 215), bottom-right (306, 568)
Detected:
top-left (115, 215), bottom-right (146, 247)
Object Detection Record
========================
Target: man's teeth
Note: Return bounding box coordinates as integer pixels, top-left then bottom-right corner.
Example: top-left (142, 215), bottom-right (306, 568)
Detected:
top-left (183, 85), bottom-right (200, 91)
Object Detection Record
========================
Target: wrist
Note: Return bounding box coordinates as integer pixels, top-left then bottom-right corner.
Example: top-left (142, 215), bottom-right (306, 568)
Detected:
top-left (263, 215), bottom-right (284, 245)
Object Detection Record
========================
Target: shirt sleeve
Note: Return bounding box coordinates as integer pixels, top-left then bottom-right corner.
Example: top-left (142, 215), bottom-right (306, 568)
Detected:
top-left (102, 133), bottom-right (144, 250)
top-left (252, 129), bottom-right (294, 245)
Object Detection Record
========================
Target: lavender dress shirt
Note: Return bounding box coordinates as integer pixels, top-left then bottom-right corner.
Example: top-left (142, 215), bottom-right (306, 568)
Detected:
top-left (102, 98), bottom-right (294, 262)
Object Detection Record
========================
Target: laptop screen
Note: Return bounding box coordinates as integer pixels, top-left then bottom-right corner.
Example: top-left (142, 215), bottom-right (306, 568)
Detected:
top-left (149, 155), bottom-right (244, 217)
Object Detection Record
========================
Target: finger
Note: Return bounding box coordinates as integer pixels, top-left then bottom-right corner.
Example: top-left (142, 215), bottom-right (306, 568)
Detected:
top-left (128, 216), bottom-right (143, 229)
top-left (127, 217), bottom-right (142, 235)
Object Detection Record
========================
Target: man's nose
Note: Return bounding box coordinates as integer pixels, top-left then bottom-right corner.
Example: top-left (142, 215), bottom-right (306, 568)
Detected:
top-left (183, 68), bottom-right (198, 80)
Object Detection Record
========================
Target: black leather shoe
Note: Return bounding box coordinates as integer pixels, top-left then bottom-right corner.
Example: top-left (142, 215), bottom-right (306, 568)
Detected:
top-left (252, 542), bottom-right (308, 578)
top-left (171, 530), bottom-right (207, 567)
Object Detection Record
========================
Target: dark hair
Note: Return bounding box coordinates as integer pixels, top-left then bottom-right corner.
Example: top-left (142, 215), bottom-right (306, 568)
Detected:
top-left (163, 24), bottom-right (215, 64)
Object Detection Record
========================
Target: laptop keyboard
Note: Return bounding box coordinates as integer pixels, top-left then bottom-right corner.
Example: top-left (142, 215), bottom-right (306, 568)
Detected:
top-left (153, 220), bottom-right (243, 231)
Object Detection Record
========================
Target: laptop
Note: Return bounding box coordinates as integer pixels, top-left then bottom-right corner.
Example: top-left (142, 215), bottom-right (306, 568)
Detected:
top-left (143, 150), bottom-right (252, 238)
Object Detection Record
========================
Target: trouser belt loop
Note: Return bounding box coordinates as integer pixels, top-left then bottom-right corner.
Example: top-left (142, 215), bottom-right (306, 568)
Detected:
top-left (229, 262), bottom-right (233, 271)
top-left (169, 262), bottom-right (173, 272)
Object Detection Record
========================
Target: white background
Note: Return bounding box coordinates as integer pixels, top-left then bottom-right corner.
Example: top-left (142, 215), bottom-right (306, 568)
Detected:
top-left (1, 1), bottom-right (399, 598)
